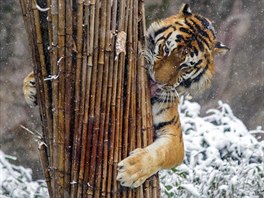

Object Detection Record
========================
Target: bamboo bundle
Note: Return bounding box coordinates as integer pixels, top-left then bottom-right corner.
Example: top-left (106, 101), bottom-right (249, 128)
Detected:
top-left (20, 0), bottom-right (161, 197)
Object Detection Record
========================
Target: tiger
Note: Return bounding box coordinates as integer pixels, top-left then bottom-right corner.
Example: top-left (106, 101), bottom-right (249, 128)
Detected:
top-left (23, 3), bottom-right (229, 189)
top-left (116, 4), bottom-right (229, 188)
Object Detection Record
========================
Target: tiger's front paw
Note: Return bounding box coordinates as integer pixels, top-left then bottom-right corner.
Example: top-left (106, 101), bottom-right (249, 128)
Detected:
top-left (117, 148), bottom-right (159, 188)
top-left (23, 71), bottom-right (37, 106)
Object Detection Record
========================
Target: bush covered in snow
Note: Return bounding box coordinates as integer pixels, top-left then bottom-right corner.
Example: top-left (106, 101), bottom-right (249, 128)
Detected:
top-left (0, 151), bottom-right (48, 198)
top-left (160, 99), bottom-right (264, 197)
top-left (1, 100), bottom-right (263, 197)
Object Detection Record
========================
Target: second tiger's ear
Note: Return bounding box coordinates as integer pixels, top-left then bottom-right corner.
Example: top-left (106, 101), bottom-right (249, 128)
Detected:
top-left (214, 41), bottom-right (230, 55)
top-left (179, 4), bottom-right (192, 17)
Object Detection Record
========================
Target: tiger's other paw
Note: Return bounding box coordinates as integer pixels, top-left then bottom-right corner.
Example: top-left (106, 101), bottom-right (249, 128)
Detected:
top-left (117, 148), bottom-right (159, 188)
top-left (23, 71), bottom-right (37, 106)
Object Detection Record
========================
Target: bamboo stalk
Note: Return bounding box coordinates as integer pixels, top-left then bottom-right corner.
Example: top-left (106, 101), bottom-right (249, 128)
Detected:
top-left (47, 0), bottom-right (53, 49)
top-left (145, 63), bottom-right (155, 198)
top-left (32, 0), bottom-right (53, 157)
top-left (76, 40), bottom-right (88, 198)
top-left (144, 35), bottom-right (152, 198)
top-left (44, 0), bottom-right (54, 171)
top-left (31, 0), bottom-right (48, 150)
top-left (83, 0), bottom-right (96, 195)
top-left (140, 45), bottom-right (150, 198)
top-left (101, 0), bottom-right (113, 196)
top-left (112, 0), bottom-right (127, 196)
top-left (128, 1), bottom-right (135, 197)
top-left (87, 0), bottom-right (101, 194)
top-left (76, 1), bottom-right (90, 197)
top-left (38, 142), bottom-right (53, 197)
top-left (70, 0), bottom-right (84, 197)
top-left (123, 0), bottom-right (132, 164)
top-left (31, 0), bottom-right (54, 194)
top-left (49, 0), bottom-right (60, 195)
top-left (56, 0), bottom-right (66, 196)
top-left (136, 43), bottom-right (144, 198)
top-left (136, 49), bottom-right (142, 145)
top-left (106, 0), bottom-right (118, 196)
top-left (121, 1), bottom-right (133, 196)
top-left (131, 0), bottom-right (138, 155)
top-left (129, 0), bottom-right (138, 157)
top-left (129, 0), bottom-right (138, 196)
top-left (64, 0), bottom-right (73, 195)
top-left (75, 1), bottom-right (89, 195)
top-left (136, 44), bottom-right (143, 151)
top-left (93, 0), bottom-right (108, 196)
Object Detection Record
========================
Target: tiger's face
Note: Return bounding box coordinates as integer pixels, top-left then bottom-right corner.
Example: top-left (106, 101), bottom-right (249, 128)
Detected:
top-left (144, 4), bottom-right (229, 96)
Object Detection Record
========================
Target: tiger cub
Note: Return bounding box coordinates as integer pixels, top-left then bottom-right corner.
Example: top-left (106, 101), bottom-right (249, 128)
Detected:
top-left (116, 4), bottom-right (229, 188)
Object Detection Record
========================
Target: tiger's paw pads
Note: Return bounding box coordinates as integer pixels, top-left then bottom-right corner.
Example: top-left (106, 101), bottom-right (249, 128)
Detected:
top-left (117, 148), bottom-right (158, 188)
top-left (23, 72), bottom-right (37, 106)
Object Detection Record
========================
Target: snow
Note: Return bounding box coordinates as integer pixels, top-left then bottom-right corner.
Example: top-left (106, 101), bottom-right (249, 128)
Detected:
top-left (35, 4), bottom-right (50, 12)
top-left (160, 99), bottom-right (264, 197)
top-left (0, 99), bottom-right (263, 197)
top-left (0, 151), bottom-right (48, 198)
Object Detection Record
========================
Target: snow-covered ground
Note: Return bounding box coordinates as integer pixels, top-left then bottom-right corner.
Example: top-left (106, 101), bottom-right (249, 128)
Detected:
top-left (160, 99), bottom-right (264, 197)
top-left (1, 100), bottom-right (263, 197)
top-left (0, 151), bottom-right (48, 197)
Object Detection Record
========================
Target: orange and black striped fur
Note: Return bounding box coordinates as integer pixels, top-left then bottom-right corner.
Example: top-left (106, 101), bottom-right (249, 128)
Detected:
top-left (116, 4), bottom-right (229, 188)
top-left (23, 4), bottom-right (229, 189)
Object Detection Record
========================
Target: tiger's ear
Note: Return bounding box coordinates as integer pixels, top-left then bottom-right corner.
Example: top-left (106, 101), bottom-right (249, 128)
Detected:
top-left (179, 4), bottom-right (192, 17)
top-left (214, 41), bottom-right (230, 55)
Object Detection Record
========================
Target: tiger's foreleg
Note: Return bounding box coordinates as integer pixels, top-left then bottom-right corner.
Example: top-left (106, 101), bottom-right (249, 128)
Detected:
top-left (117, 99), bottom-right (184, 188)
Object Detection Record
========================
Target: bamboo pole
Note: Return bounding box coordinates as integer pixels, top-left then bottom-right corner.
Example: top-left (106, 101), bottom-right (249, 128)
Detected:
top-left (112, 0), bottom-right (127, 195)
top-left (49, 0), bottom-right (60, 195)
top-left (123, 0), bottom-right (133, 165)
top-left (20, 0), bottom-right (161, 197)
top-left (32, 0), bottom-right (53, 156)
top-left (64, 0), bottom-right (73, 195)
top-left (57, 0), bottom-right (66, 196)
top-left (70, 0), bottom-right (84, 197)
top-left (105, 0), bottom-right (118, 196)
top-left (101, 0), bottom-right (113, 196)
top-left (93, 0), bottom-right (108, 196)
top-left (86, 0), bottom-right (100, 195)
top-left (38, 142), bottom-right (53, 197)
top-left (46, 0), bottom-right (54, 170)
top-left (83, 0), bottom-right (96, 196)
top-left (76, 1), bottom-right (90, 197)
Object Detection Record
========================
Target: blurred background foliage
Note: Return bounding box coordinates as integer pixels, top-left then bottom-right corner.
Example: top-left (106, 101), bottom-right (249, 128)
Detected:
top-left (0, 0), bottom-right (263, 179)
